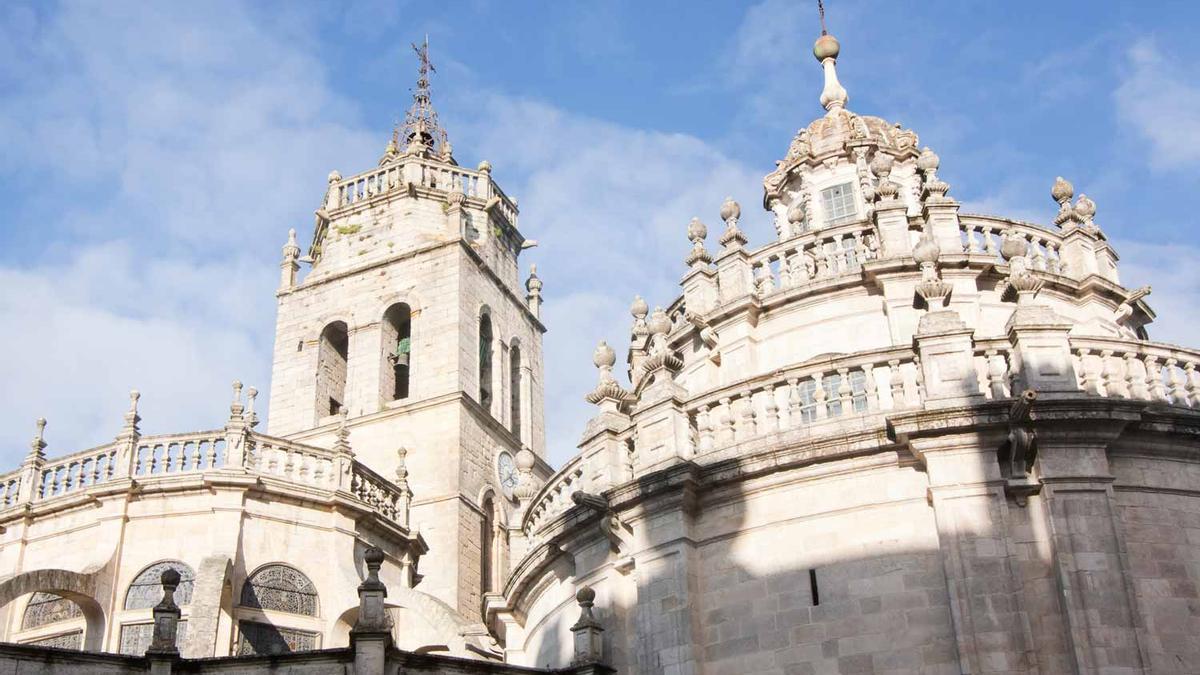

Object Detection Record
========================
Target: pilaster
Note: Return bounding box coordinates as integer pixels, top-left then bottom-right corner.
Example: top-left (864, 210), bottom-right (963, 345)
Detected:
top-left (714, 248), bottom-right (752, 305)
top-left (923, 199), bottom-right (963, 257)
top-left (873, 200), bottom-right (911, 259)
top-left (913, 311), bottom-right (983, 408)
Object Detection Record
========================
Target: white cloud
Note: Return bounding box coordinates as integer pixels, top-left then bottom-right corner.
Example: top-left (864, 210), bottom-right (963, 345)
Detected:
top-left (1115, 240), bottom-right (1200, 347)
top-left (1115, 38), bottom-right (1200, 169)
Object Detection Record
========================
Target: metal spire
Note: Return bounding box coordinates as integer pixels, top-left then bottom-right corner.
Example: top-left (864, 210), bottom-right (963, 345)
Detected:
top-left (389, 35), bottom-right (451, 163)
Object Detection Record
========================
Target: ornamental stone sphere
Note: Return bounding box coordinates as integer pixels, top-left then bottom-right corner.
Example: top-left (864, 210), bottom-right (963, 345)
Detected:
top-left (720, 196), bottom-right (741, 222)
top-left (687, 217), bottom-right (707, 243)
top-left (913, 231), bottom-right (940, 265)
top-left (999, 229), bottom-right (1029, 261)
top-left (869, 153), bottom-right (894, 177)
top-left (477, 160), bottom-right (492, 173)
top-left (327, 170), bottom-right (342, 184)
top-left (515, 447), bottom-right (536, 471)
top-left (649, 307), bottom-right (672, 335)
top-left (813, 33), bottom-right (840, 61)
top-left (787, 200), bottom-right (806, 225)
top-left (1051, 176), bottom-right (1074, 204)
top-left (593, 341), bottom-right (616, 369)
top-left (630, 295), bottom-right (648, 319)
top-left (576, 585), bottom-right (596, 604)
top-left (161, 568), bottom-right (182, 588)
top-left (364, 546), bottom-right (385, 565)
top-left (916, 147), bottom-right (940, 173)
top-left (1074, 194), bottom-right (1096, 220)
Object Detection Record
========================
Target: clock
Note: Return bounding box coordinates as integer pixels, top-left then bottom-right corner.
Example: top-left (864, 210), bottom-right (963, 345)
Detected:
top-left (497, 451), bottom-right (518, 499)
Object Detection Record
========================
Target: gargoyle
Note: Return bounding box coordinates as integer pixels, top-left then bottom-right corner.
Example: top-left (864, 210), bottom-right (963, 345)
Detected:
top-left (571, 491), bottom-right (635, 573)
top-left (1114, 285), bottom-right (1151, 327)
top-left (1000, 389), bottom-right (1040, 506)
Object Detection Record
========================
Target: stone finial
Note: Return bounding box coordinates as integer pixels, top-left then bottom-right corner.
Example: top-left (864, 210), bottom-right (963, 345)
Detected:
top-left (512, 448), bottom-right (540, 502)
top-left (718, 199), bottom-right (748, 251)
top-left (282, 228), bottom-right (301, 262)
top-left (120, 390), bottom-right (142, 436)
top-left (229, 380), bottom-right (245, 420)
top-left (719, 196), bottom-right (741, 224)
top-left (28, 418), bottom-right (47, 460)
top-left (870, 153), bottom-right (899, 202)
top-left (630, 296), bottom-right (649, 337)
top-left (333, 410), bottom-right (352, 455)
top-left (395, 447), bottom-right (409, 486)
top-left (648, 307), bottom-right (672, 340)
top-left (246, 387), bottom-right (259, 429)
top-left (353, 546), bottom-right (393, 634)
top-left (916, 147), bottom-right (950, 202)
top-left (477, 160), bottom-right (492, 174)
top-left (525, 264), bottom-right (543, 319)
top-left (999, 230), bottom-right (1043, 304)
top-left (1074, 194), bottom-right (1098, 231)
top-left (328, 170), bottom-right (342, 184)
top-left (913, 231), bottom-right (950, 309)
top-left (685, 217), bottom-right (712, 267)
top-left (280, 228), bottom-right (302, 290)
top-left (148, 569), bottom-right (182, 654)
top-left (570, 585), bottom-right (605, 664)
top-left (814, 33), bottom-right (848, 112)
top-left (1051, 177), bottom-right (1075, 227)
top-left (587, 341), bottom-right (634, 408)
top-left (999, 228), bottom-right (1029, 262)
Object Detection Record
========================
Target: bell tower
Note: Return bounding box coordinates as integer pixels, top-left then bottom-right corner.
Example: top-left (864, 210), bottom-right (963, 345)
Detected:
top-left (266, 39), bottom-right (546, 621)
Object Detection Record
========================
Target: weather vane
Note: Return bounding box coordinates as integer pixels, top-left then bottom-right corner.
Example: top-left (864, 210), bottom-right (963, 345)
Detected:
top-left (817, 0), bottom-right (828, 36)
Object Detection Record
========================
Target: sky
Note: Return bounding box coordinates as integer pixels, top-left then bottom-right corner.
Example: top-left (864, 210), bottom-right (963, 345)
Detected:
top-left (1, 0), bottom-right (1198, 468)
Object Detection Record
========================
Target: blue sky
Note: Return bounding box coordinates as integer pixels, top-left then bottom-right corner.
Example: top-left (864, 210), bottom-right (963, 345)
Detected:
top-left (1, 1), bottom-right (1198, 467)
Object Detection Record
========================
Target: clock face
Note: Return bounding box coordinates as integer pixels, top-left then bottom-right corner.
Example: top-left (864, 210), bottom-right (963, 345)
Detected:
top-left (497, 452), bottom-right (518, 498)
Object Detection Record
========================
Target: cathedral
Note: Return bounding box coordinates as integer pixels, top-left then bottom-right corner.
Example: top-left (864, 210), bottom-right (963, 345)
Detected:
top-left (1, 27), bottom-right (1198, 675)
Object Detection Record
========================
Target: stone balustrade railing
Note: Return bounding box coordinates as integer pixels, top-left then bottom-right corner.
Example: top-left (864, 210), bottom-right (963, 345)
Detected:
top-left (689, 346), bottom-right (921, 452)
top-left (959, 215), bottom-right (1066, 275)
top-left (1070, 337), bottom-right (1200, 406)
top-left (0, 428), bottom-right (409, 529)
top-left (328, 158), bottom-right (519, 226)
top-left (134, 431), bottom-right (227, 477)
top-left (522, 457), bottom-right (586, 541)
top-left (750, 221), bottom-right (878, 297)
top-left (972, 337), bottom-right (1016, 401)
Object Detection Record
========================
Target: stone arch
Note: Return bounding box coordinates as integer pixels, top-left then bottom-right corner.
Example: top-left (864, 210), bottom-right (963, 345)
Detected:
top-left (239, 563), bottom-right (320, 618)
top-left (316, 320), bottom-right (350, 419)
top-left (0, 569), bottom-right (105, 651)
top-left (508, 337), bottom-right (523, 439)
top-left (124, 559), bottom-right (195, 610)
top-left (380, 302), bottom-right (414, 403)
top-left (478, 307), bottom-right (495, 410)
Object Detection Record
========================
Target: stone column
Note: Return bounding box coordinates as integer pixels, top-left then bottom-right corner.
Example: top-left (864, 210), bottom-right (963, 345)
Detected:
top-left (910, 431), bottom-right (1039, 674)
top-left (352, 546), bottom-right (393, 675)
top-left (1032, 408), bottom-right (1148, 674)
top-left (146, 569), bottom-right (183, 675)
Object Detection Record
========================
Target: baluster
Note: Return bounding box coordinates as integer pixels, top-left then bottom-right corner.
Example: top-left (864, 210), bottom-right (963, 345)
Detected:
top-left (832, 236), bottom-right (848, 274)
top-left (836, 368), bottom-right (853, 414)
top-left (965, 225), bottom-right (980, 253)
top-left (815, 245), bottom-right (831, 277)
top-left (1126, 352), bottom-right (1149, 399)
top-left (979, 350), bottom-right (1000, 399)
top-left (777, 254), bottom-right (792, 288)
top-left (697, 406), bottom-right (715, 452)
top-left (862, 364), bottom-right (879, 411)
top-left (737, 390), bottom-right (757, 439)
top-left (1145, 356), bottom-right (1167, 401)
top-left (1031, 238), bottom-right (1047, 271)
top-left (787, 378), bottom-right (803, 427)
top-left (812, 373), bottom-right (828, 420)
top-left (1047, 242), bottom-right (1062, 274)
top-left (982, 226), bottom-right (997, 256)
top-left (1099, 350), bottom-right (1123, 397)
top-left (717, 397), bottom-right (735, 446)
top-left (149, 445), bottom-right (160, 475)
top-left (762, 385), bottom-right (780, 433)
top-left (1075, 348), bottom-right (1098, 395)
top-left (1165, 359), bottom-right (1188, 406)
top-left (852, 232), bottom-right (869, 266)
top-left (887, 359), bottom-right (904, 409)
top-left (912, 357), bottom-right (925, 405)
top-left (1185, 362), bottom-right (1199, 407)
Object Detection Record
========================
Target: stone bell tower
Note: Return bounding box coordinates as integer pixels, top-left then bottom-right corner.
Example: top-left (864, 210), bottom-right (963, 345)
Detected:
top-left (265, 39), bottom-right (546, 621)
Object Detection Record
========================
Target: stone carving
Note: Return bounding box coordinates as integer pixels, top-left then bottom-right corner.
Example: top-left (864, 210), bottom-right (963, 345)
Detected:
top-left (586, 341), bottom-right (634, 407)
top-left (1051, 176), bottom-right (1075, 226)
top-left (571, 492), bottom-right (634, 573)
top-left (1001, 390), bottom-right (1040, 505)
top-left (684, 217), bottom-right (712, 267)
top-left (1115, 285), bottom-right (1152, 328)
top-left (570, 586), bottom-right (605, 665)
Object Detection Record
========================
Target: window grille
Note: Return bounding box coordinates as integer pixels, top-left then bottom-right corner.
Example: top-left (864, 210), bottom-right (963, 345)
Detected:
top-left (236, 620), bottom-right (319, 656)
top-left (240, 565), bottom-right (319, 617)
top-left (820, 182), bottom-right (858, 225)
top-left (125, 561), bottom-right (195, 610)
top-left (22, 592), bottom-right (82, 630)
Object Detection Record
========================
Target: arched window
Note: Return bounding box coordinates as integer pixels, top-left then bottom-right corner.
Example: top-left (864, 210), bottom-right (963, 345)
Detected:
top-left (481, 493), bottom-right (495, 596)
top-left (240, 564), bottom-right (319, 617)
top-left (125, 561), bottom-right (195, 610)
top-left (316, 321), bottom-right (349, 417)
top-left (22, 592), bottom-right (82, 630)
top-left (479, 313), bottom-right (493, 409)
top-left (382, 303), bottom-right (412, 402)
top-left (509, 343), bottom-right (522, 437)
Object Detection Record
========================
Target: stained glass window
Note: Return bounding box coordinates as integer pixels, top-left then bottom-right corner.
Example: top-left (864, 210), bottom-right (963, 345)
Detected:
top-left (125, 561), bottom-right (195, 610)
top-left (240, 564), bottom-right (319, 617)
top-left (21, 592), bottom-right (83, 630)
top-left (236, 620), bottom-right (319, 655)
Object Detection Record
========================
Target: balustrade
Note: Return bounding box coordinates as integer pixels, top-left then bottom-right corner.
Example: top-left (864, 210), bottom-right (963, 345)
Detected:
top-left (959, 216), bottom-right (1065, 275)
top-left (248, 436), bottom-right (336, 489)
top-left (750, 223), bottom-right (878, 298)
top-left (133, 432), bottom-right (226, 477)
top-left (522, 460), bottom-right (587, 543)
top-left (329, 158), bottom-right (518, 225)
top-left (36, 445), bottom-right (118, 501)
top-left (689, 347), bottom-right (920, 452)
top-left (1071, 338), bottom-right (1200, 408)
top-left (0, 473), bottom-right (20, 507)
